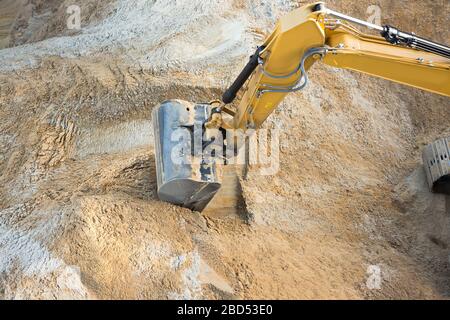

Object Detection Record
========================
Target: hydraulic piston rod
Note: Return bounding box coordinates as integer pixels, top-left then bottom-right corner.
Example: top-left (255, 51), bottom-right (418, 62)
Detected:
top-left (316, 4), bottom-right (450, 59)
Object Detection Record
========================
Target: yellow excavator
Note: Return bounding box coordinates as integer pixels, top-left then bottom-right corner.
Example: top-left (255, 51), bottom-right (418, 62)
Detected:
top-left (152, 2), bottom-right (450, 211)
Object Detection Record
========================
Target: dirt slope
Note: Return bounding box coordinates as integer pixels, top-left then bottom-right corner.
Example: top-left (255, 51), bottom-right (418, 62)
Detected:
top-left (0, 0), bottom-right (449, 299)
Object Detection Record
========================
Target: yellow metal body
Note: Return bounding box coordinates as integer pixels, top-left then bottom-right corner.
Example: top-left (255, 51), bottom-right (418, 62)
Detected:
top-left (232, 2), bottom-right (450, 130)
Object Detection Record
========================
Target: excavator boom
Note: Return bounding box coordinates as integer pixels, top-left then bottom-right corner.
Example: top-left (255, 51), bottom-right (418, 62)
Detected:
top-left (229, 2), bottom-right (449, 130)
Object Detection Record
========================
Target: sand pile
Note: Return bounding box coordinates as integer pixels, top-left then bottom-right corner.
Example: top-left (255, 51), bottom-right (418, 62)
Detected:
top-left (0, 0), bottom-right (449, 299)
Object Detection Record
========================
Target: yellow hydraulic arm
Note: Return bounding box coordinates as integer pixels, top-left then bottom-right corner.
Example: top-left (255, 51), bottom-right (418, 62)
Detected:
top-left (220, 2), bottom-right (450, 130)
top-left (150, 2), bottom-right (450, 211)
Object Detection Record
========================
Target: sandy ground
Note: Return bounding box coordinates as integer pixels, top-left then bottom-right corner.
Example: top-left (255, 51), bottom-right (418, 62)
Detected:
top-left (0, 0), bottom-right (449, 299)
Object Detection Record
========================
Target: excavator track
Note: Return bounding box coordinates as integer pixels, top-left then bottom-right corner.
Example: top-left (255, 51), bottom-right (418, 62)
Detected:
top-left (423, 137), bottom-right (450, 195)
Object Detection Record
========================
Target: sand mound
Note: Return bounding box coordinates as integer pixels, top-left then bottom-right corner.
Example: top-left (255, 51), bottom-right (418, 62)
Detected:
top-left (0, 0), bottom-right (449, 299)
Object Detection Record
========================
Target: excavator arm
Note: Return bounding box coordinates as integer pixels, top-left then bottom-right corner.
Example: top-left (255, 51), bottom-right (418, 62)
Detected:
top-left (226, 2), bottom-right (450, 130)
top-left (152, 2), bottom-right (450, 211)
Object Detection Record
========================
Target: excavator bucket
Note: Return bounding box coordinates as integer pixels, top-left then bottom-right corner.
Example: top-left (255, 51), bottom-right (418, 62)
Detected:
top-left (152, 100), bottom-right (223, 211)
